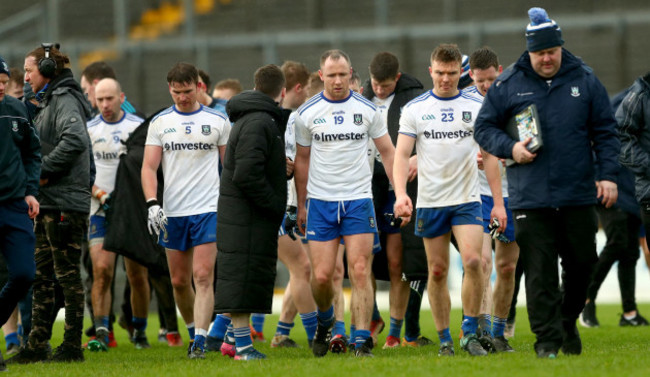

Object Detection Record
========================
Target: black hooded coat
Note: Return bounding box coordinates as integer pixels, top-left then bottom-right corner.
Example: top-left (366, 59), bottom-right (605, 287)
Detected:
top-left (215, 90), bottom-right (290, 313)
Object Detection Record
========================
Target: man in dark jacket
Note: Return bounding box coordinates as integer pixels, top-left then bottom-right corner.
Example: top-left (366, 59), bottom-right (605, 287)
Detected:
top-left (0, 57), bottom-right (41, 372)
top-left (9, 45), bottom-right (92, 364)
top-left (618, 73), bottom-right (650, 243)
top-left (215, 64), bottom-right (290, 360)
top-left (474, 8), bottom-right (619, 358)
top-left (361, 52), bottom-right (427, 348)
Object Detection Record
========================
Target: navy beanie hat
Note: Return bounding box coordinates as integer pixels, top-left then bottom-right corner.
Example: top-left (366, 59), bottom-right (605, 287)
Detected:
top-left (0, 56), bottom-right (10, 77)
top-left (525, 7), bottom-right (564, 52)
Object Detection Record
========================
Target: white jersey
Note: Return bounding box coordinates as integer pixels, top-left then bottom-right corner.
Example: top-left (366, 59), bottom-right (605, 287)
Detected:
top-left (372, 93), bottom-right (395, 190)
top-left (295, 90), bottom-right (387, 201)
top-left (285, 112), bottom-right (298, 206)
top-left (87, 112), bottom-right (143, 216)
top-left (399, 89), bottom-right (483, 208)
top-left (145, 105), bottom-right (230, 217)
top-left (463, 86), bottom-right (509, 197)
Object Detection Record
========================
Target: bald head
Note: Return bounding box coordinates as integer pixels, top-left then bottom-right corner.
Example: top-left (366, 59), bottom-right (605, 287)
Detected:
top-left (95, 78), bottom-right (124, 122)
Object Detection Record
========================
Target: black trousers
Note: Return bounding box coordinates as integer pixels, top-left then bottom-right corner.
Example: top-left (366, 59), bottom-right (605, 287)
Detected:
top-left (404, 279), bottom-right (426, 339)
top-left (587, 206), bottom-right (640, 312)
top-left (507, 256), bottom-right (525, 322)
top-left (640, 201), bottom-right (650, 259)
top-left (514, 206), bottom-right (598, 352)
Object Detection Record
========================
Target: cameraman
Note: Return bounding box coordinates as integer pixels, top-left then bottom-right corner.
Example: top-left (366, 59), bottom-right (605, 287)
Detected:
top-left (9, 44), bottom-right (92, 364)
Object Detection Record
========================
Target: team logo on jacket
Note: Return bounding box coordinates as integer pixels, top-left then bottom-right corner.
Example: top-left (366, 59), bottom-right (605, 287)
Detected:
top-left (354, 113), bottom-right (363, 125)
top-left (11, 120), bottom-right (18, 132)
top-left (462, 111), bottom-right (472, 123)
top-left (571, 86), bottom-right (581, 97)
top-left (201, 125), bottom-right (211, 135)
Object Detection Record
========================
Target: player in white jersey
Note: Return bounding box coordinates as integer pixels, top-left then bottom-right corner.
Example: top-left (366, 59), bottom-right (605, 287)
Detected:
top-left (393, 44), bottom-right (501, 357)
top-left (85, 78), bottom-right (152, 351)
top-left (141, 63), bottom-right (229, 359)
top-left (294, 49), bottom-right (395, 357)
top-left (467, 47), bottom-right (519, 353)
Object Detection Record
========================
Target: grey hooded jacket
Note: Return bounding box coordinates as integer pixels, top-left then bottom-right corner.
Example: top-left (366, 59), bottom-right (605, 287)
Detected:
top-left (34, 68), bottom-right (92, 213)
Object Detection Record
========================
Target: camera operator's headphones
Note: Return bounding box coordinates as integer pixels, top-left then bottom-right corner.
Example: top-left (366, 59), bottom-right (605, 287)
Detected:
top-left (38, 43), bottom-right (57, 78)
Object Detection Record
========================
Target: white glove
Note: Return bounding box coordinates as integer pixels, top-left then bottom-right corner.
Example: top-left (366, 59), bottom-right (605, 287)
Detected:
top-left (146, 199), bottom-right (168, 236)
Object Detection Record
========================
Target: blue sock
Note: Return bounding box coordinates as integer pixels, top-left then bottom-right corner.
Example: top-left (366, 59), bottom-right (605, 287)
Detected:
top-left (187, 322), bottom-right (195, 341)
top-left (461, 315), bottom-right (479, 336)
top-left (317, 306), bottom-right (335, 328)
top-left (92, 315), bottom-right (110, 331)
top-left (17, 324), bottom-right (23, 338)
top-left (193, 328), bottom-right (207, 351)
top-left (332, 320), bottom-right (346, 337)
top-left (372, 302), bottom-right (381, 321)
top-left (101, 315), bottom-right (110, 329)
top-left (480, 313), bottom-right (492, 332)
top-left (132, 316), bottom-right (147, 332)
top-left (354, 329), bottom-right (371, 349)
top-left (350, 324), bottom-right (356, 343)
top-left (438, 328), bottom-right (452, 344)
top-left (388, 317), bottom-right (403, 338)
top-left (275, 321), bottom-right (294, 336)
top-left (208, 314), bottom-right (231, 339)
top-left (251, 313), bottom-right (265, 333)
top-left (226, 324), bottom-right (235, 343)
top-left (93, 316), bottom-right (110, 342)
top-left (233, 326), bottom-right (253, 352)
top-left (492, 316), bottom-right (507, 338)
top-left (5, 332), bottom-right (20, 347)
top-left (300, 311), bottom-right (317, 341)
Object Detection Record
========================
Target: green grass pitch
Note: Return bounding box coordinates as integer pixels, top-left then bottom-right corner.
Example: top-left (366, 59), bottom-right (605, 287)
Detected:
top-left (4, 303), bottom-right (650, 376)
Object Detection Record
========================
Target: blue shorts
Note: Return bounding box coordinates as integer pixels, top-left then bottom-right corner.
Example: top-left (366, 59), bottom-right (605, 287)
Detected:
top-left (160, 212), bottom-right (217, 251)
top-left (306, 198), bottom-right (377, 242)
top-left (89, 215), bottom-right (107, 247)
top-left (377, 191), bottom-right (401, 234)
top-left (415, 202), bottom-right (482, 238)
top-left (481, 195), bottom-right (516, 242)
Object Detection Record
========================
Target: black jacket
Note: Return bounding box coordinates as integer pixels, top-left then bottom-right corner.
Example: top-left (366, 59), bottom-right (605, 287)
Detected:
top-left (362, 73), bottom-right (428, 281)
top-left (618, 73), bottom-right (650, 204)
top-left (103, 110), bottom-right (168, 274)
top-left (215, 90), bottom-right (290, 313)
top-left (34, 69), bottom-right (92, 213)
top-left (0, 95), bottom-right (41, 203)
